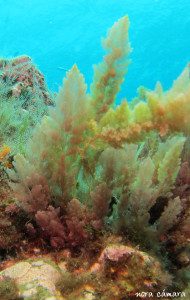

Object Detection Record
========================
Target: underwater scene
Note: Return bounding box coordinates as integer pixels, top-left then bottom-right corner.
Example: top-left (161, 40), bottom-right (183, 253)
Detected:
top-left (0, 0), bottom-right (190, 299)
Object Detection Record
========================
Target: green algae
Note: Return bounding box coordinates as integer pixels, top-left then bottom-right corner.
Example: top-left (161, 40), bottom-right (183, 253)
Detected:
top-left (0, 277), bottom-right (20, 300)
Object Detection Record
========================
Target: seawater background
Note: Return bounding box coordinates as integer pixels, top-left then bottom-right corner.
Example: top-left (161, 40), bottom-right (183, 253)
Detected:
top-left (0, 0), bottom-right (190, 102)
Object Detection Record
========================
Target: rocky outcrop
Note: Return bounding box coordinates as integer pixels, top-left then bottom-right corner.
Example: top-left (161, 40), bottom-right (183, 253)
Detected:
top-left (0, 260), bottom-right (63, 300)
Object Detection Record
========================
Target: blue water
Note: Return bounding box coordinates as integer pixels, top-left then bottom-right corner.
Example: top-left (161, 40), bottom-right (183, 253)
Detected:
top-left (0, 0), bottom-right (190, 101)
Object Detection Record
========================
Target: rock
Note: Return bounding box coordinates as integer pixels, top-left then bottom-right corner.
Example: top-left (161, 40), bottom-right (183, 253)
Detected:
top-left (0, 259), bottom-right (63, 300)
top-left (0, 56), bottom-right (53, 107)
top-left (0, 242), bottom-right (173, 299)
top-left (2, 261), bottom-right (31, 279)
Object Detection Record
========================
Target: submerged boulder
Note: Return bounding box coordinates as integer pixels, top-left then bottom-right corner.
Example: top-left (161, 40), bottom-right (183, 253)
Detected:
top-left (0, 259), bottom-right (63, 299)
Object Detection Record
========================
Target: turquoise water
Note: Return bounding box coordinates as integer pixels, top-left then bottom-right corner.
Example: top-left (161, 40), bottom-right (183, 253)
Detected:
top-left (0, 0), bottom-right (190, 101)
